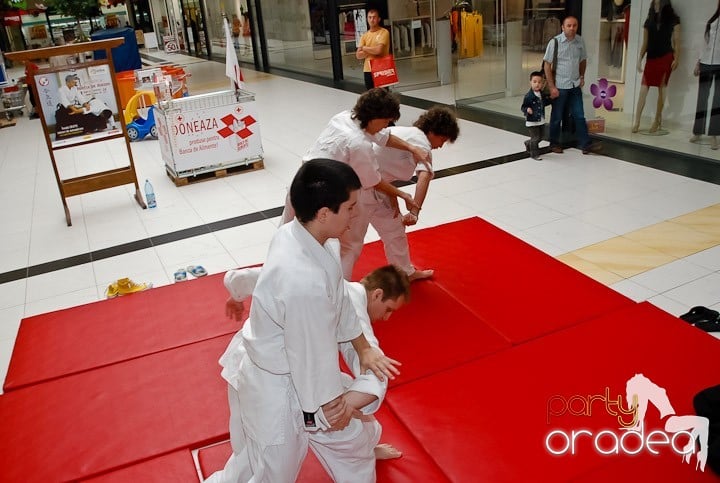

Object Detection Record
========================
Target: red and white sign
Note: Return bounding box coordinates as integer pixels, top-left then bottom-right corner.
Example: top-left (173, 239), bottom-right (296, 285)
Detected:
top-left (156, 101), bottom-right (263, 174)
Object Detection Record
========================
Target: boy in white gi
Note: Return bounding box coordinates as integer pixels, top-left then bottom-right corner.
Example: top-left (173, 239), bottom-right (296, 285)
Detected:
top-left (210, 264), bottom-right (410, 482)
top-left (281, 88), bottom-right (430, 280)
top-left (368, 106), bottom-right (460, 281)
top-left (211, 159), bottom-right (400, 483)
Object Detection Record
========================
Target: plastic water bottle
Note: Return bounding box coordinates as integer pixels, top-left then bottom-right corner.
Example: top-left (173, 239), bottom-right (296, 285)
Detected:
top-left (144, 179), bottom-right (157, 208)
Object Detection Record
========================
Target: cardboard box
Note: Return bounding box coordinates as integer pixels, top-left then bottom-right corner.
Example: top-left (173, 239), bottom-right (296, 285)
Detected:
top-left (587, 117), bottom-right (605, 133)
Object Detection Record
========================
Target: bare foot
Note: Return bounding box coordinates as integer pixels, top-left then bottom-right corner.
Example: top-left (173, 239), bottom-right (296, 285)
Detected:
top-left (408, 269), bottom-right (434, 282)
top-left (374, 443), bottom-right (402, 460)
top-left (631, 124), bottom-right (639, 133)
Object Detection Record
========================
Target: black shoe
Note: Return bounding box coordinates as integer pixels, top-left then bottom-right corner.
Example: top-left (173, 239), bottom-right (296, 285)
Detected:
top-left (680, 306), bottom-right (719, 324)
top-left (582, 142), bottom-right (603, 155)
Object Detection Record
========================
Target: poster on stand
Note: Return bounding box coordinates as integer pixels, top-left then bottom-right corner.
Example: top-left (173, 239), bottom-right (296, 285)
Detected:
top-left (34, 64), bottom-right (121, 148)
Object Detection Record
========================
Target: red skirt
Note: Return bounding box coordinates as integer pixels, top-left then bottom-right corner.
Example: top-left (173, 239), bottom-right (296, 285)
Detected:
top-left (642, 52), bottom-right (674, 87)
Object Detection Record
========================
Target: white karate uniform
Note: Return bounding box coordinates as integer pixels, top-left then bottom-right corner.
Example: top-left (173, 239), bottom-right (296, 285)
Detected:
top-left (209, 266), bottom-right (386, 483)
top-left (281, 111), bottom-right (390, 280)
top-left (368, 126), bottom-right (433, 275)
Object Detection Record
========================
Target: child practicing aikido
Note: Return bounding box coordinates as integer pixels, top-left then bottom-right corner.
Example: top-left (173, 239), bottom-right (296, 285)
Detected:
top-left (281, 88), bottom-right (430, 280)
top-left (216, 263), bottom-right (411, 482)
top-left (368, 106), bottom-right (460, 281)
top-left (207, 159), bottom-right (402, 483)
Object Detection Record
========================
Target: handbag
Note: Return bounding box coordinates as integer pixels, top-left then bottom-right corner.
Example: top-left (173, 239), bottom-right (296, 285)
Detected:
top-left (370, 55), bottom-right (399, 88)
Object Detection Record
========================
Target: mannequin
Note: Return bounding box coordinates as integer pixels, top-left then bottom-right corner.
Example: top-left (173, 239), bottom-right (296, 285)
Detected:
top-left (632, 0), bottom-right (680, 134)
top-left (691, 0), bottom-right (720, 150)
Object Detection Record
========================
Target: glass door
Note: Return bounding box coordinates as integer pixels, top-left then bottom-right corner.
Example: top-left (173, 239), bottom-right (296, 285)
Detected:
top-left (455, 0), bottom-right (507, 106)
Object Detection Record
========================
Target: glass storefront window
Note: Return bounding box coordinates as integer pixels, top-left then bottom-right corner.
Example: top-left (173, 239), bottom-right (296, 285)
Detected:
top-left (454, 0), bottom-right (720, 165)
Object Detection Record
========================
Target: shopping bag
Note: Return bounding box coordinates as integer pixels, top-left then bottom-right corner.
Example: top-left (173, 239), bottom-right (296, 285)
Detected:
top-left (370, 55), bottom-right (399, 88)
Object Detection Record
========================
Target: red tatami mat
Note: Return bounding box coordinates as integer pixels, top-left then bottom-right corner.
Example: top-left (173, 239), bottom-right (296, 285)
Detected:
top-left (0, 335), bottom-right (231, 482)
top-left (80, 450), bottom-right (198, 482)
top-left (372, 280), bottom-right (509, 387)
top-left (384, 302), bottom-right (720, 482)
top-left (5, 272), bottom-right (243, 391)
top-left (355, 217), bottom-right (634, 343)
top-left (198, 405), bottom-right (449, 482)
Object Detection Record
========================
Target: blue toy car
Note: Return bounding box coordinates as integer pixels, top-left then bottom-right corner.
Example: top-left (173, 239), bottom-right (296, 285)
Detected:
top-left (126, 106), bottom-right (157, 141)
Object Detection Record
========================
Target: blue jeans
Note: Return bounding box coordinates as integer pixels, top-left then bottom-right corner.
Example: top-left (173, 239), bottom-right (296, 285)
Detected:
top-left (549, 86), bottom-right (590, 149)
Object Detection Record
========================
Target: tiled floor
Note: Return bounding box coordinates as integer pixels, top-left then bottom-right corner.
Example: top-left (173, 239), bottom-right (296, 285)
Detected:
top-left (0, 53), bottom-right (719, 393)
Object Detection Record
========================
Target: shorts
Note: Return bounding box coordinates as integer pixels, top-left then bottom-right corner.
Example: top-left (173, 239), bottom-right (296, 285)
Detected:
top-left (642, 52), bottom-right (674, 87)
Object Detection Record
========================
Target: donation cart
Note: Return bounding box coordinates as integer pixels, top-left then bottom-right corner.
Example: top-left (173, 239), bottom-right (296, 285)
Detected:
top-left (155, 89), bottom-right (263, 185)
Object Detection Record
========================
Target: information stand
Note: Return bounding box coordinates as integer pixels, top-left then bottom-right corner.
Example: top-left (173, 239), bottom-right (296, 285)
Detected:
top-left (6, 39), bottom-right (146, 226)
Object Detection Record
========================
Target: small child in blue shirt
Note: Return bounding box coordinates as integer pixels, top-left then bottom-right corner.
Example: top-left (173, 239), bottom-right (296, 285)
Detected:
top-left (521, 71), bottom-right (551, 160)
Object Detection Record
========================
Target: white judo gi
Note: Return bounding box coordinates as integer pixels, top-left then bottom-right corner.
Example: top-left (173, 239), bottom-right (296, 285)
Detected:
top-left (367, 126), bottom-right (433, 275)
top-left (281, 111), bottom-right (390, 279)
top-left (208, 220), bottom-right (384, 483)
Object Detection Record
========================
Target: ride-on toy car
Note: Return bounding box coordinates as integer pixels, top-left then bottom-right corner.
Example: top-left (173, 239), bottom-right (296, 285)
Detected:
top-left (126, 106), bottom-right (157, 141)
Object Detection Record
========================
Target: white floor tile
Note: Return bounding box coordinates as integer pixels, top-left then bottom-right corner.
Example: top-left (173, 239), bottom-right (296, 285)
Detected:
top-left (662, 272), bottom-right (720, 309)
top-left (609, 279), bottom-right (658, 302)
top-left (24, 287), bottom-right (100, 318)
top-left (0, 305), bottom-right (23, 341)
top-left (25, 264), bottom-right (97, 304)
top-left (0, 279), bottom-right (26, 310)
top-left (629, 259), bottom-right (713, 294)
top-left (523, 217), bottom-right (618, 253)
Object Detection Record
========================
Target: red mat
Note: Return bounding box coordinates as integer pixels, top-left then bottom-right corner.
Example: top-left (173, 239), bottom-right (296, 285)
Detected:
top-left (372, 280), bottom-right (510, 387)
top-left (355, 217), bottom-right (634, 343)
top-left (384, 302), bottom-right (720, 482)
top-left (4, 273), bottom-right (244, 391)
top-left (80, 450), bottom-right (198, 482)
top-left (0, 335), bottom-right (231, 482)
top-left (198, 406), bottom-right (449, 482)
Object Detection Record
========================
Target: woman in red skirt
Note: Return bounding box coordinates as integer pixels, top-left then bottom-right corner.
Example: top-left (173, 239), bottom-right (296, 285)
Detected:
top-left (632, 0), bottom-right (680, 133)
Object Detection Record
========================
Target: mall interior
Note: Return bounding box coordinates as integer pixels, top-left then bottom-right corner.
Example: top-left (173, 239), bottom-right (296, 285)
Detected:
top-left (0, 0), bottom-right (719, 479)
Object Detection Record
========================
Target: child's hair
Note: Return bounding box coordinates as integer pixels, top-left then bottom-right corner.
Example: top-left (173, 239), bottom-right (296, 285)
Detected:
top-left (414, 106), bottom-right (460, 143)
top-left (290, 159), bottom-right (361, 223)
top-left (530, 71), bottom-right (544, 80)
top-left (361, 265), bottom-right (411, 302)
top-left (352, 88), bottom-right (401, 128)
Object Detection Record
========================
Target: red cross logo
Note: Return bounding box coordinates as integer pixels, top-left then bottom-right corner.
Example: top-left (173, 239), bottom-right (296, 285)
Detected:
top-left (217, 113), bottom-right (256, 139)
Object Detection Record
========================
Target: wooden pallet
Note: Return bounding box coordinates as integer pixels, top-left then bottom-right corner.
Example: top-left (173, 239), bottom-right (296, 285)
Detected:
top-left (0, 117), bottom-right (17, 129)
top-left (166, 159), bottom-right (264, 186)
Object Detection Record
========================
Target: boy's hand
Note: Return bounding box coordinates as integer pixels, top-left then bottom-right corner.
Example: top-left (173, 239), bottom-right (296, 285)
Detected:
top-left (359, 347), bottom-right (401, 381)
top-left (225, 297), bottom-right (245, 321)
top-left (527, 108), bottom-right (533, 115)
top-left (322, 395), bottom-right (355, 431)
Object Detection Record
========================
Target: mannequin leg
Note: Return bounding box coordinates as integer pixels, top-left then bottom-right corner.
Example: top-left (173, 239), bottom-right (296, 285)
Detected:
top-left (650, 85), bottom-right (666, 133)
top-left (632, 84), bottom-right (650, 133)
top-left (693, 65), bottom-right (713, 136)
top-left (707, 67), bottom-right (720, 136)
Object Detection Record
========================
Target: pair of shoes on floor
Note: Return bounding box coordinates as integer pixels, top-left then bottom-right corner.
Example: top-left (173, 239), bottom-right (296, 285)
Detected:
top-left (550, 145), bottom-right (563, 154)
top-left (174, 265), bottom-right (208, 282)
top-left (680, 306), bottom-right (720, 333)
top-left (582, 142), bottom-right (603, 155)
top-left (105, 277), bottom-right (153, 298)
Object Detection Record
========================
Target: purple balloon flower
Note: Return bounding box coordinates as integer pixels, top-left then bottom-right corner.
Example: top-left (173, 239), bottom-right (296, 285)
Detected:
top-left (590, 78), bottom-right (616, 110)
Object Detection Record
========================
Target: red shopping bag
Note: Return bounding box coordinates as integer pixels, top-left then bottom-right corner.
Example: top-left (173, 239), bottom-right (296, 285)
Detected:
top-left (370, 55), bottom-right (399, 88)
